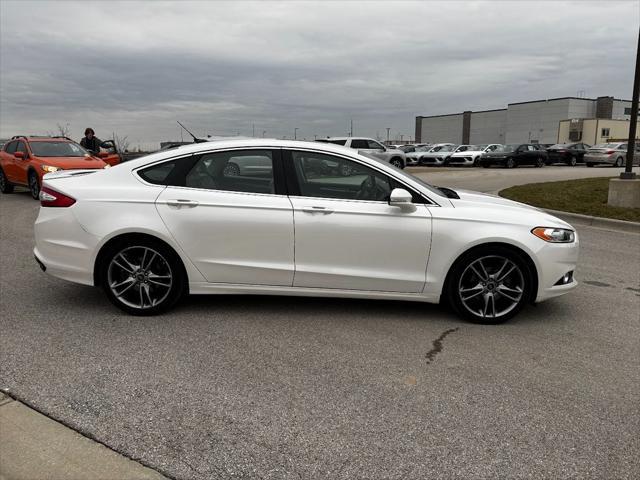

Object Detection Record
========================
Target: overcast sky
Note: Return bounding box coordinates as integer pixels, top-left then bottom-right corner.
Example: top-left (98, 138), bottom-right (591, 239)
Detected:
top-left (0, 0), bottom-right (637, 149)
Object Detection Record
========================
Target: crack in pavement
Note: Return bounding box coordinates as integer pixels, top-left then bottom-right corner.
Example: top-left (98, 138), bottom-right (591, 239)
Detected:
top-left (425, 328), bottom-right (459, 364)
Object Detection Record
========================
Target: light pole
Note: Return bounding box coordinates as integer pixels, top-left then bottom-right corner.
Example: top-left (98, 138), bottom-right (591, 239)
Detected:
top-left (262, 130), bottom-right (266, 138)
top-left (386, 128), bottom-right (391, 143)
top-left (622, 27), bottom-right (639, 179)
top-left (294, 128), bottom-right (299, 140)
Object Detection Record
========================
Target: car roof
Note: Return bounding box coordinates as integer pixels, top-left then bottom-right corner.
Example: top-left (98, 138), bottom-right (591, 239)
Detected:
top-left (10, 136), bottom-right (74, 142)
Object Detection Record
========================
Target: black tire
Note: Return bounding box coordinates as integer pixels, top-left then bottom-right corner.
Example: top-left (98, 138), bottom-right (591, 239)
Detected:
top-left (614, 157), bottom-right (623, 168)
top-left (445, 245), bottom-right (534, 324)
top-left (0, 167), bottom-right (14, 193)
top-left (586, 162), bottom-right (594, 168)
top-left (99, 238), bottom-right (186, 316)
top-left (567, 156), bottom-right (577, 167)
top-left (535, 157), bottom-right (545, 168)
top-left (223, 162), bottom-right (240, 176)
top-left (390, 157), bottom-right (403, 169)
top-left (28, 170), bottom-right (40, 200)
top-left (505, 158), bottom-right (516, 169)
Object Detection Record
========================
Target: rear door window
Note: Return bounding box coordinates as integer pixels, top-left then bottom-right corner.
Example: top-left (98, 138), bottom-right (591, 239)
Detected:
top-left (350, 139), bottom-right (369, 149)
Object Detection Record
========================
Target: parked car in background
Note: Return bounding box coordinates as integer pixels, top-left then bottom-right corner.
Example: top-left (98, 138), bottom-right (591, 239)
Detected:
top-left (0, 139), bottom-right (8, 150)
top-left (447, 144), bottom-right (502, 166)
top-left (34, 138), bottom-right (579, 324)
top-left (405, 145), bottom-right (435, 166)
top-left (545, 143), bottom-right (591, 166)
top-left (478, 144), bottom-right (547, 168)
top-left (584, 142), bottom-right (640, 167)
top-left (0, 135), bottom-right (108, 199)
top-left (398, 143), bottom-right (430, 154)
top-left (316, 137), bottom-right (406, 168)
top-left (418, 143), bottom-right (457, 166)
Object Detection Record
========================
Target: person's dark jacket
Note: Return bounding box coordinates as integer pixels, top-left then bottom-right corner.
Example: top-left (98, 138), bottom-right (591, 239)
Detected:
top-left (80, 136), bottom-right (102, 154)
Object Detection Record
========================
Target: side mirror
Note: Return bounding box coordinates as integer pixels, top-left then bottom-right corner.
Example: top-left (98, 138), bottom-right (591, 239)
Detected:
top-left (389, 188), bottom-right (412, 207)
top-left (14, 151), bottom-right (24, 159)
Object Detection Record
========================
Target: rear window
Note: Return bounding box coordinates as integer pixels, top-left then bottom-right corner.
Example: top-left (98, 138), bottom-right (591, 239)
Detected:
top-left (138, 160), bottom-right (178, 185)
top-left (326, 139), bottom-right (347, 146)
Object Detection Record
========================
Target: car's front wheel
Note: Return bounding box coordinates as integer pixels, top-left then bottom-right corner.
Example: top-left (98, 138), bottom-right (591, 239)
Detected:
top-left (0, 168), bottom-right (14, 194)
top-left (446, 246), bottom-right (533, 324)
top-left (390, 158), bottom-right (403, 169)
top-left (505, 158), bottom-right (516, 169)
top-left (99, 239), bottom-right (186, 315)
top-left (535, 157), bottom-right (545, 168)
top-left (568, 156), bottom-right (577, 167)
top-left (28, 171), bottom-right (40, 200)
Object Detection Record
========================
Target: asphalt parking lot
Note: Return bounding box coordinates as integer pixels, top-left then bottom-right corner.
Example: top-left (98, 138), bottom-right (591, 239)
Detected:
top-left (1, 169), bottom-right (639, 479)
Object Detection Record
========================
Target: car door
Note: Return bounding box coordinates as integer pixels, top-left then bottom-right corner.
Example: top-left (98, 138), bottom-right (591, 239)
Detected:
top-left (13, 141), bottom-right (30, 183)
top-left (285, 149), bottom-right (432, 293)
top-left (1, 141), bottom-right (18, 182)
top-left (154, 148), bottom-right (295, 286)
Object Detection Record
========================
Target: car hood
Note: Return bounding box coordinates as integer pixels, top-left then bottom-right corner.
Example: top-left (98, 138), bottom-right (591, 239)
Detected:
top-left (450, 150), bottom-right (483, 156)
top-left (449, 189), bottom-right (573, 228)
top-left (36, 156), bottom-right (107, 169)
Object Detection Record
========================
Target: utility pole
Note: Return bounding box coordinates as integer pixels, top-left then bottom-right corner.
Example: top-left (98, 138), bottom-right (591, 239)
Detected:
top-left (262, 130), bottom-right (266, 138)
top-left (252, 123), bottom-right (255, 137)
top-left (294, 128), bottom-right (299, 140)
top-left (349, 118), bottom-right (353, 137)
top-left (314, 134), bottom-right (317, 140)
top-left (622, 27), bottom-right (639, 179)
top-left (400, 134), bottom-right (404, 142)
top-left (386, 128), bottom-right (390, 143)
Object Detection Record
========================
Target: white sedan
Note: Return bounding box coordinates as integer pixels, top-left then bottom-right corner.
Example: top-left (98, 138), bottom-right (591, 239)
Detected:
top-left (33, 139), bottom-right (579, 324)
top-left (447, 144), bottom-right (502, 166)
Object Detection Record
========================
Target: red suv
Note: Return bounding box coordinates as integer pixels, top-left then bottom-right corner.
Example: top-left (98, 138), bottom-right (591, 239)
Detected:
top-left (0, 136), bottom-right (108, 199)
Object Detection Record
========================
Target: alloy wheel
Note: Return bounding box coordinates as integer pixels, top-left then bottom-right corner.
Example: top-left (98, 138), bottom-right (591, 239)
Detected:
top-left (29, 172), bottom-right (40, 199)
top-left (458, 255), bottom-right (524, 320)
top-left (569, 156), bottom-right (577, 166)
top-left (107, 246), bottom-right (173, 310)
top-left (390, 159), bottom-right (402, 168)
top-left (506, 158), bottom-right (515, 169)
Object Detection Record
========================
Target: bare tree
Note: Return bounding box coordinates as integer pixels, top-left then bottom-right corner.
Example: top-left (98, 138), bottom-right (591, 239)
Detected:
top-left (111, 132), bottom-right (130, 153)
top-left (56, 123), bottom-right (71, 138)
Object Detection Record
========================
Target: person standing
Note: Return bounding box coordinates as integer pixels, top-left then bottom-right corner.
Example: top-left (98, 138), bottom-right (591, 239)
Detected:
top-left (80, 128), bottom-right (101, 154)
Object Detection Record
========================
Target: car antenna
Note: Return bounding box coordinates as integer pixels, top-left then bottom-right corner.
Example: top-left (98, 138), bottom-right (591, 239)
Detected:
top-left (177, 121), bottom-right (207, 143)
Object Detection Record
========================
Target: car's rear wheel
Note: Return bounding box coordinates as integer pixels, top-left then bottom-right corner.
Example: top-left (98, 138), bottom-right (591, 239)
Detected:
top-left (390, 158), bottom-right (403, 169)
top-left (568, 156), bottom-right (577, 166)
top-left (447, 247), bottom-right (533, 324)
top-left (0, 168), bottom-right (14, 193)
top-left (535, 157), bottom-right (545, 168)
top-left (614, 157), bottom-right (623, 167)
top-left (506, 158), bottom-right (516, 169)
top-left (28, 171), bottom-right (40, 200)
top-left (100, 240), bottom-right (186, 315)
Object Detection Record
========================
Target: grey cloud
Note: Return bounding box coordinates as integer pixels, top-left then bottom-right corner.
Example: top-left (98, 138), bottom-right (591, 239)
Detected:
top-left (0, 0), bottom-right (637, 148)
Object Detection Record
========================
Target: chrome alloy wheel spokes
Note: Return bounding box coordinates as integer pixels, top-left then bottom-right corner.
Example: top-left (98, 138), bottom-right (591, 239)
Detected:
top-left (107, 246), bottom-right (173, 309)
top-left (458, 256), bottom-right (524, 319)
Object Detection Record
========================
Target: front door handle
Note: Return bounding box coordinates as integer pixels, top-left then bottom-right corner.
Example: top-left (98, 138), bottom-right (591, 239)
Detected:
top-left (301, 206), bottom-right (334, 214)
top-left (166, 199), bottom-right (199, 208)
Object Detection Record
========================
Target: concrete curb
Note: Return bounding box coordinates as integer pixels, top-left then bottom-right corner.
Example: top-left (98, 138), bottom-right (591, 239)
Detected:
top-left (543, 208), bottom-right (640, 234)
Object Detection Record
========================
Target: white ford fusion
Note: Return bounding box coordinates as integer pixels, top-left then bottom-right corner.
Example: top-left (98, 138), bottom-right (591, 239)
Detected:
top-left (34, 139), bottom-right (578, 324)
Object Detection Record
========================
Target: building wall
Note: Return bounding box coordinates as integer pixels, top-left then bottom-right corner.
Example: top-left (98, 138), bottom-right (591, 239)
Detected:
top-left (419, 114), bottom-right (463, 144)
top-left (612, 99), bottom-right (633, 120)
top-left (468, 109), bottom-right (507, 144)
top-left (505, 98), bottom-right (594, 144)
top-left (557, 119), bottom-right (639, 145)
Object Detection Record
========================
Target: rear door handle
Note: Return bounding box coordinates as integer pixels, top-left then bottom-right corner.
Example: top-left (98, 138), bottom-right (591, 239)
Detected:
top-left (301, 206), bottom-right (334, 214)
top-left (166, 199), bottom-right (199, 208)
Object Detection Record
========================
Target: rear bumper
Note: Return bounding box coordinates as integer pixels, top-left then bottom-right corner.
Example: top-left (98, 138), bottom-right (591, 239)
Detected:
top-left (584, 154), bottom-right (615, 164)
top-left (33, 206), bottom-right (99, 286)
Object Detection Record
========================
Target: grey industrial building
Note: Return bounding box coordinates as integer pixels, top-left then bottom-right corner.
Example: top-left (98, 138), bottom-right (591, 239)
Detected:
top-left (415, 96), bottom-right (633, 145)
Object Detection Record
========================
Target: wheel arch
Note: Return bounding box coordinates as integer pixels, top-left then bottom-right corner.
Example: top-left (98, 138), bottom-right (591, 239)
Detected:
top-left (441, 241), bottom-right (539, 304)
top-left (93, 232), bottom-right (190, 293)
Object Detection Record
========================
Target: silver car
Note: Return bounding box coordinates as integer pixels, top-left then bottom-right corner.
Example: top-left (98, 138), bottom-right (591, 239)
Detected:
top-left (417, 143), bottom-right (458, 166)
top-left (584, 142), bottom-right (640, 167)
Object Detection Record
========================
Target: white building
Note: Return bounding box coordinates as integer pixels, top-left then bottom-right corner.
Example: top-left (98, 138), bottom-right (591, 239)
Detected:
top-left (415, 96), bottom-right (633, 145)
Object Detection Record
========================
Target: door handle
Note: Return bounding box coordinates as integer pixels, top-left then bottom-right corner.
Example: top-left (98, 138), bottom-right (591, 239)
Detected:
top-left (301, 206), bottom-right (334, 214)
top-left (166, 199), bottom-right (199, 207)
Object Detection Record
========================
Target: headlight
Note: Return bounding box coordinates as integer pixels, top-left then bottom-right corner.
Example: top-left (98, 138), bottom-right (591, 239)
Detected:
top-left (532, 227), bottom-right (575, 243)
top-left (103, 164), bottom-right (111, 169)
top-left (41, 165), bottom-right (61, 173)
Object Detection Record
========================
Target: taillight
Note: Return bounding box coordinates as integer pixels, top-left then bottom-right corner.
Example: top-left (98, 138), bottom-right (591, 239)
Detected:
top-left (604, 150), bottom-right (615, 155)
top-left (39, 187), bottom-right (76, 207)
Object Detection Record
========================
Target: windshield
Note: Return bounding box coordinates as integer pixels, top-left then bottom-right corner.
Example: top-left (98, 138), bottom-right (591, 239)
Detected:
top-left (438, 145), bottom-right (456, 152)
top-left (496, 144), bottom-right (518, 152)
top-left (416, 146), bottom-right (432, 152)
top-left (549, 144), bottom-right (569, 149)
top-left (29, 141), bottom-right (89, 157)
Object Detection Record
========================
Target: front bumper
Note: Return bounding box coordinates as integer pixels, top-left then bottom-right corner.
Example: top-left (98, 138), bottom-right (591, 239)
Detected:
top-left (420, 156), bottom-right (446, 166)
top-left (534, 235), bottom-right (580, 302)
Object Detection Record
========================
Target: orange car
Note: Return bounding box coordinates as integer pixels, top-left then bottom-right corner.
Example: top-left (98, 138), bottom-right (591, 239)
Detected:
top-left (0, 136), bottom-right (109, 199)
